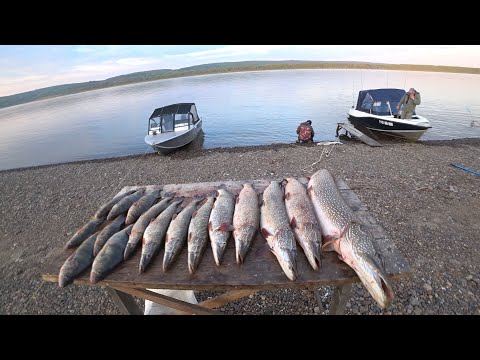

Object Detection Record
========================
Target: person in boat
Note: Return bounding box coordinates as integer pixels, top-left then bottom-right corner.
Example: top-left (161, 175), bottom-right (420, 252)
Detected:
top-left (296, 120), bottom-right (315, 143)
top-left (397, 88), bottom-right (421, 119)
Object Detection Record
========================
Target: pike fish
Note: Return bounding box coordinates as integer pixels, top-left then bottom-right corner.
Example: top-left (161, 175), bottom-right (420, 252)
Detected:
top-left (233, 183), bottom-right (259, 264)
top-left (93, 189), bottom-right (136, 219)
top-left (93, 214), bottom-right (126, 256)
top-left (187, 196), bottom-right (215, 274)
top-left (125, 189), bottom-right (161, 225)
top-left (90, 225), bottom-right (133, 284)
top-left (163, 199), bottom-right (200, 272)
top-left (284, 177), bottom-right (322, 270)
top-left (260, 181), bottom-right (297, 281)
top-left (307, 169), bottom-right (394, 308)
top-left (139, 199), bottom-right (183, 273)
top-left (106, 188), bottom-right (145, 221)
top-left (59, 233), bottom-right (97, 287)
top-left (208, 189), bottom-right (235, 266)
top-left (65, 217), bottom-right (105, 249)
top-left (124, 197), bottom-right (172, 260)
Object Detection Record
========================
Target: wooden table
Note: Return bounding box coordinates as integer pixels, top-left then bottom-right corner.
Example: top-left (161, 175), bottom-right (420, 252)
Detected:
top-left (42, 178), bottom-right (411, 315)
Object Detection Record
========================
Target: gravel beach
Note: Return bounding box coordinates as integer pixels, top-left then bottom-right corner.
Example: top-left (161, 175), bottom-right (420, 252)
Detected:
top-left (1, 138), bottom-right (479, 315)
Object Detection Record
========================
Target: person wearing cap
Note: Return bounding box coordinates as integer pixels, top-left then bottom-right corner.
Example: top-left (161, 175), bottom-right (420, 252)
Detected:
top-left (296, 120), bottom-right (315, 143)
top-left (396, 88), bottom-right (421, 119)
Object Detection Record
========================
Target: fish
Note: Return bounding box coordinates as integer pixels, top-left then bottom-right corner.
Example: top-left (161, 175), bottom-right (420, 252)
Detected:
top-left (284, 177), bottom-right (322, 270)
top-left (93, 189), bottom-right (136, 219)
top-left (106, 188), bottom-right (145, 221)
top-left (90, 225), bottom-right (133, 284)
top-left (307, 169), bottom-right (354, 246)
top-left (187, 196), bottom-right (215, 274)
top-left (139, 199), bottom-right (183, 273)
top-left (233, 183), bottom-right (259, 264)
top-left (124, 197), bottom-right (173, 260)
top-left (163, 199), bottom-right (200, 272)
top-left (260, 181), bottom-right (297, 281)
top-left (64, 217), bottom-right (105, 249)
top-left (208, 188), bottom-right (235, 266)
top-left (59, 233), bottom-right (97, 287)
top-left (93, 214), bottom-right (126, 257)
top-left (307, 169), bottom-right (394, 308)
top-left (125, 189), bottom-right (162, 225)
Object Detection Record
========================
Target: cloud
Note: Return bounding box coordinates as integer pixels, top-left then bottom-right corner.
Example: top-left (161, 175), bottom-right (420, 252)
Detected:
top-left (181, 45), bottom-right (290, 60)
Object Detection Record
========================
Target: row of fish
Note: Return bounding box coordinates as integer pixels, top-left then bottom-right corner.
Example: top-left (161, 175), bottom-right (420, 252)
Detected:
top-left (59, 169), bottom-right (394, 308)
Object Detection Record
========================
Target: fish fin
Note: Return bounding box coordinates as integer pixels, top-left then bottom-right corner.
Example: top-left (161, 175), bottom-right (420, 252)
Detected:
top-left (188, 232), bottom-right (192, 241)
top-left (261, 227), bottom-right (272, 239)
top-left (165, 233), bottom-right (169, 242)
top-left (192, 210), bottom-right (198, 218)
top-left (235, 195), bottom-right (239, 204)
top-left (306, 176), bottom-right (311, 182)
top-left (290, 216), bottom-right (297, 229)
top-left (217, 223), bottom-right (234, 232)
top-left (149, 218), bottom-right (155, 224)
top-left (285, 192), bottom-right (290, 201)
top-left (208, 221), bottom-right (212, 231)
top-left (255, 242), bottom-right (273, 257)
top-left (172, 213), bottom-right (178, 220)
top-left (322, 235), bottom-right (340, 252)
top-left (307, 185), bottom-right (313, 194)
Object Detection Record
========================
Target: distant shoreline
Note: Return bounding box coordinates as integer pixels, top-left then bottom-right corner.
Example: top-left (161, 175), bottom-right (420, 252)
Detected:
top-left (1, 60), bottom-right (480, 110)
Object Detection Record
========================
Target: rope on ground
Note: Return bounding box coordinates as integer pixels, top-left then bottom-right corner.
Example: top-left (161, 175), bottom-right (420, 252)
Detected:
top-left (302, 137), bottom-right (340, 172)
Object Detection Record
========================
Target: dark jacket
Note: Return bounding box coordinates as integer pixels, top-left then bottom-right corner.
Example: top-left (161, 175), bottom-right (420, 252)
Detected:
top-left (398, 91), bottom-right (421, 114)
top-left (296, 122), bottom-right (314, 141)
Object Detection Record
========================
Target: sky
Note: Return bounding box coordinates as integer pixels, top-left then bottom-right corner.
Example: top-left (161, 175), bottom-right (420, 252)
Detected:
top-left (1, 45), bottom-right (479, 97)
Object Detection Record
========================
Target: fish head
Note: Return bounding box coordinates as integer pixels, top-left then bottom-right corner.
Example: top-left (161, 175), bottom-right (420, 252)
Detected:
top-left (271, 238), bottom-right (298, 281)
top-left (344, 223), bottom-right (394, 308)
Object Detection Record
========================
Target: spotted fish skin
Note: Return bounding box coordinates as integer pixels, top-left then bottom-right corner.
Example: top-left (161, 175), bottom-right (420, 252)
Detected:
top-left (307, 169), bottom-right (394, 308)
top-left (59, 233), bottom-right (97, 287)
top-left (260, 181), bottom-right (297, 281)
top-left (65, 217), bottom-right (105, 249)
top-left (90, 225), bottom-right (133, 284)
top-left (94, 214), bottom-right (126, 256)
top-left (125, 190), bottom-right (161, 225)
top-left (94, 189), bottom-right (136, 219)
top-left (284, 177), bottom-right (322, 270)
top-left (139, 199), bottom-right (183, 273)
top-left (106, 188), bottom-right (145, 221)
top-left (307, 169), bottom-right (355, 249)
top-left (233, 183), bottom-right (259, 265)
top-left (187, 197), bottom-right (215, 274)
top-left (208, 189), bottom-right (235, 266)
top-left (163, 199), bottom-right (200, 272)
top-left (124, 197), bottom-right (172, 260)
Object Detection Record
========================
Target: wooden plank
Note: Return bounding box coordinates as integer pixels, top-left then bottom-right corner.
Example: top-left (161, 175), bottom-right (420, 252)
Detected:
top-left (105, 287), bottom-right (143, 315)
top-left (111, 286), bottom-right (219, 315)
top-left (338, 123), bottom-right (383, 147)
top-left (173, 290), bottom-right (257, 315)
top-left (42, 178), bottom-right (410, 292)
top-left (329, 284), bottom-right (353, 315)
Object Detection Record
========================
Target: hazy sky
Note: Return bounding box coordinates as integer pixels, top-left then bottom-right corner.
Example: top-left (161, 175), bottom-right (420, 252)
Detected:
top-left (1, 45), bottom-right (479, 97)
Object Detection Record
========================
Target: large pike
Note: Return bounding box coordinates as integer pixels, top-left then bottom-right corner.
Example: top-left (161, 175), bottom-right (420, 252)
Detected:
top-left (90, 225), bottom-right (133, 284)
top-left (93, 214), bottom-right (126, 256)
top-left (187, 196), bottom-right (215, 274)
top-left (284, 177), bottom-right (322, 270)
top-left (208, 189), bottom-right (235, 266)
top-left (93, 189), bottom-right (136, 219)
top-left (124, 197), bottom-right (172, 260)
top-left (125, 189), bottom-right (161, 225)
top-left (163, 199), bottom-right (200, 272)
top-left (139, 199), bottom-right (183, 273)
top-left (233, 183), bottom-right (259, 264)
top-left (308, 169), bottom-right (394, 308)
top-left (260, 181), bottom-right (297, 281)
top-left (106, 188), bottom-right (145, 221)
top-left (59, 233), bottom-right (97, 287)
top-left (65, 217), bottom-right (105, 249)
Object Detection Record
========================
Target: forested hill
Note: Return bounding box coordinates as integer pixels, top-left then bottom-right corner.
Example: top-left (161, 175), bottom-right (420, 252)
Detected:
top-left (1, 60), bottom-right (479, 109)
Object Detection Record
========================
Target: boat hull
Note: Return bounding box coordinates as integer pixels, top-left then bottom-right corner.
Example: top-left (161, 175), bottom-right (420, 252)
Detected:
top-left (145, 120), bottom-right (203, 155)
top-left (347, 109), bottom-right (431, 142)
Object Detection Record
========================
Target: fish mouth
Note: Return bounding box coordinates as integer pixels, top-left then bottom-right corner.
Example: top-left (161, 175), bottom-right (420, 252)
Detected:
top-left (90, 271), bottom-right (100, 284)
top-left (357, 263), bottom-right (394, 308)
top-left (188, 251), bottom-right (199, 274)
top-left (211, 241), bottom-right (227, 266)
top-left (163, 251), bottom-right (175, 272)
top-left (139, 254), bottom-right (151, 274)
top-left (58, 275), bottom-right (71, 288)
top-left (275, 248), bottom-right (298, 281)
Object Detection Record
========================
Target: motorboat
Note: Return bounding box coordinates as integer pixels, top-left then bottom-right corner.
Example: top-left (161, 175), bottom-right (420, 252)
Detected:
top-left (347, 88), bottom-right (432, 141)
top-left (144, 103), bottom-right (203, 154)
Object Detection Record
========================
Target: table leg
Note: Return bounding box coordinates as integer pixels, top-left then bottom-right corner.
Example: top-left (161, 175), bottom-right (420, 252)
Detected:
top-left (105, 287), bottom-right (143, 315)
top-left (329, 284), bottom-right (352, 315)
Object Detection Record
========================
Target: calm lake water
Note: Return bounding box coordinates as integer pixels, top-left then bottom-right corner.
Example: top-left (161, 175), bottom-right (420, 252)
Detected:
top-left (1, 69), bottom-right (479, 171)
